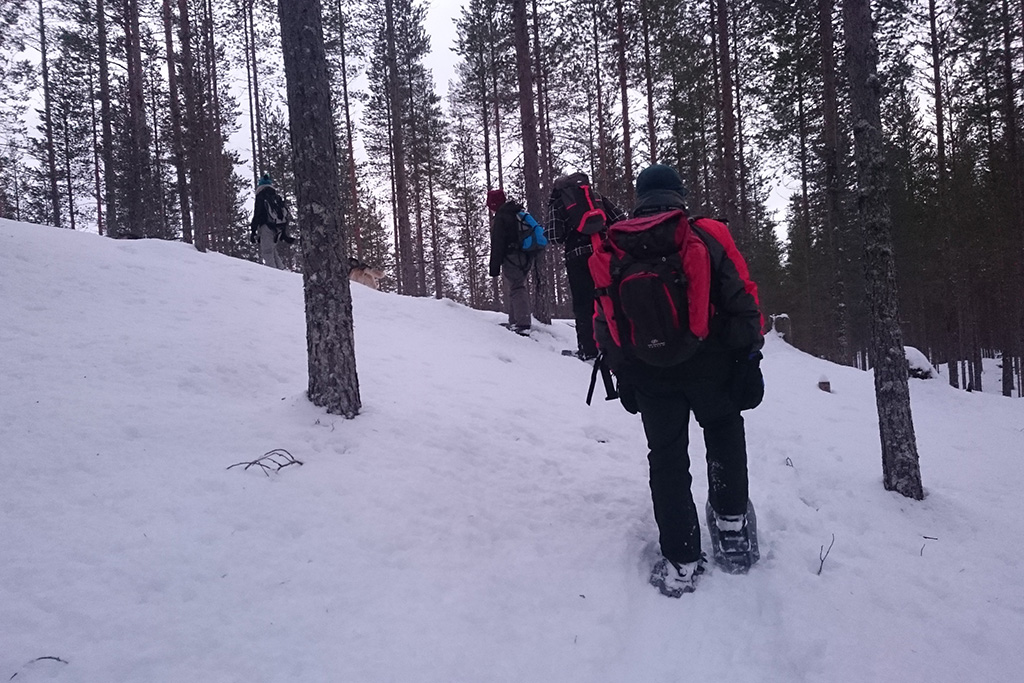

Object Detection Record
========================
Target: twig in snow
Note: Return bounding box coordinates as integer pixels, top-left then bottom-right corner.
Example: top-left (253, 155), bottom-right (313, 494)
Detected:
top-left (9, 656), bottom-right (69, 680)
top-left (817, 534), bottom-right (835, 575)
top-left (785, 457), bottom-right (794, 468)
top-left (227, 449), bottom-right (303, 476)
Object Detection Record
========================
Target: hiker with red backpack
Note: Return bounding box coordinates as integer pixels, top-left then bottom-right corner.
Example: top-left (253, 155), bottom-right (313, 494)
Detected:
top-left (589, 164), bottom-right (765, 597)
top-left (547, 173), bottom-right (626, 360)
top-left (487, 189), bottom-right (547, 336)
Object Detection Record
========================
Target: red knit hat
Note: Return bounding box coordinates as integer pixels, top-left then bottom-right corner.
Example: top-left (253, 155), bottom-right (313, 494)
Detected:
top-left (486, 189), bottom-right (506, 212)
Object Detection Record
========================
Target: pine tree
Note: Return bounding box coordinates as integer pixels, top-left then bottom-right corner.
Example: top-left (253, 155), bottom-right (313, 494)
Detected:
top-left (843, 0), bottom-right (923, 499)
top-left (277, 0), bottom-right (360, 417)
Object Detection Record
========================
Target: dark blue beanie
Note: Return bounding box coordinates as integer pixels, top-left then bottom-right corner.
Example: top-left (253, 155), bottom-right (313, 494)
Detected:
top-left (635, 164), bottom-right (688, 202)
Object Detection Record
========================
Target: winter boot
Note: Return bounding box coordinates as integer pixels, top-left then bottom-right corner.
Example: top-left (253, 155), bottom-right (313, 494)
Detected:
top-left (649, 555), bottom-right (706, 597)
top-left (706, 499), bottom-right (760, 574)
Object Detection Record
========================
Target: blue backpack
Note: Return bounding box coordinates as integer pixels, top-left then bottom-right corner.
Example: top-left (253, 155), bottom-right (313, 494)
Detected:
top-left (516, 210), bottom-right (548, 252)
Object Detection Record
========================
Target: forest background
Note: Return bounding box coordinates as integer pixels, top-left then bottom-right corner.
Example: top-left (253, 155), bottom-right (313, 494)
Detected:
top-left (0, 0), bottom-right (1021, 397)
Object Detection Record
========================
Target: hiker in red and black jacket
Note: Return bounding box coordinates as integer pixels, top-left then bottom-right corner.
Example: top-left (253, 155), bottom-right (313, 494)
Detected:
top-left (593, 164), bottom-right (765, 596)
top-left (547, 173), bottom-right (626, 360)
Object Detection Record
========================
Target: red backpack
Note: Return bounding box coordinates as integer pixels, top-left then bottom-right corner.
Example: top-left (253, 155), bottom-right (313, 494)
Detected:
top-left (588, 209), bottom-right (713, 367)
top-left (552, 173), bottom-right (608, 239)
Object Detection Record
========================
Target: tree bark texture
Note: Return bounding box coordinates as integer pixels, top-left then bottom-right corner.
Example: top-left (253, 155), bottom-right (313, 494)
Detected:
top-left (38, 0), bottom-right (61, 227)
top-left (512, 0), bottom-right (549, 323)
top-left (843, 0), bottom-right (923, 500)
top-left (385, 0), bottom-right (416, 293)
top-left (715, 0), bottom-right (740, 238)
top-left (278, 0), bottom-right (361, 417)
top-left (163, 0), bottom-right (193, 243)
top-left (819, 0), bottom-right (848, 363)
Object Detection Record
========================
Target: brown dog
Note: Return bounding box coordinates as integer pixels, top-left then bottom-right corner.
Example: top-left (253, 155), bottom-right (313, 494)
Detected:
top-left (348, 257), bottom-right (385, 290)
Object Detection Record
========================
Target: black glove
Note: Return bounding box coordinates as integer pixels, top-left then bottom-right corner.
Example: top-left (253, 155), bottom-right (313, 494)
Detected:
top-left (730, 349), bottom-right (764, 411)
top-left (617, 380), bottom-right (639, 415)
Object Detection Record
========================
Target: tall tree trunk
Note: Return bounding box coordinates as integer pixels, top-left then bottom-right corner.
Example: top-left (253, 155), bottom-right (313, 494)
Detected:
top-left (531, 0), bottom-right (551, 189)
top-left (820, 0), bottom-right (848, 363)
top-left (60, 103), bottom-right (75, 230)
top-left (124, 0), bottom-right (156, 237)
top-left (615, 0), bottom-right (633, 204)
top-left (178, 0), bottom-right (206, 250)
top-left (490, 40), bottom-right (504, 189)
top-left (592, 2), bottom-right (608, 192)
top-left (243, 0), bottom-right (258, 186)
top-left (844, 0), bottom-right (923, 500)
top-left (336, 4), bottom-right (361, 258)
top-left (1000, 0), bottom-right (1022, 397)
top-left (87, 58), bottom-right (104, 234)
top-left (278, 0), bottom-right (360, 417)
top-left (641, 0), bottom-right (657, 164)
top-left (38, 0), bottom-right (61, 227)
top-left (164, 0), bottom-right (193, 243)
top-left (96, 0), bottom-right (117, 235)
top-left (715, 0), bottom-right (741, 236)
top-left (512, 0), bottom-right (549, 323)
top-left (480, 51), bottom-right (492, 188)
top-left (248, 0), bottom-right (264, 174)
top-left (732, 0), bottom-right (749, 233)
top-left (385, 0), bottom-right (416, 292)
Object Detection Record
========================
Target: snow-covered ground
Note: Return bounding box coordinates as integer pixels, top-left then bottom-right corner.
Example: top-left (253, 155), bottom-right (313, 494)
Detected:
top-left (2, 217), bottom-right (1022, 683)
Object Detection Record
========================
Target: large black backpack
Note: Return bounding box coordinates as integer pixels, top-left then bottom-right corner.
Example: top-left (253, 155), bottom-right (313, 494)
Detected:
top-left (552, 173), bottom-right (608, 240)
top-left (264, 189), bottom-right (291, 228)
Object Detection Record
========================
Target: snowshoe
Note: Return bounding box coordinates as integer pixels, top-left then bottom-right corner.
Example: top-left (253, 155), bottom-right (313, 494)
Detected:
top-left (649, 554), bottom-right (706, 597)
top-left (705, 499), bottom-right (760, 574)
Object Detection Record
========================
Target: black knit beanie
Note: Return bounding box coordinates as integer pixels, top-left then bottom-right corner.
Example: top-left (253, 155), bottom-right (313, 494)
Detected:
top-left (635, 164), bottom-right (688, 203)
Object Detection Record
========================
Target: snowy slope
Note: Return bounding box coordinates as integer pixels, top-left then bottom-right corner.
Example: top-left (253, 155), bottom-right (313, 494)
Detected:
top-left (2, 217), bottom-right (1022, 683)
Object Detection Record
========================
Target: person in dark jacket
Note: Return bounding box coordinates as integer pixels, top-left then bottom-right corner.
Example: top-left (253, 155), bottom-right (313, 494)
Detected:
top-left (547, 173), bottom-right (626, 360)
top-left (249, 174), bottom-right (293, 270)
top-left (594, 164), bottom-right (765, 597)
top-left (487, 189), bottom-right (535, 335)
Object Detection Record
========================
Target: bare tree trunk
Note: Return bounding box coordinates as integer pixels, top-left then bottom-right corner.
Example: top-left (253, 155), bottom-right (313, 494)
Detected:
top-left (178, 0), bottom-right (206, 249)
top-left (820, 0), bottom-right (848, 363)
top-left (479, 51), bottom-right (492, 188)
top-left (96, 0), bottom-right (117, 235)
top-left (248, 0), bottom-right (264, 174)
top-left (490, 43), bottom-right (504, 189)
top-left (715, 0), bottom-right (740, 236)
top-left (615, 0), bottom-right (633, 204)
top-left (592, 2), bottom-right (608, 192)
top-left (1000, 0), bottom-right (1022, 397)
top-left (385, 0), bottom-right (416, 291)
top-left (37, 0), bottom-right (61, 227)
top-left (844, 0), bottom-right (923, 500)
top-left (87, 58), bottom-right (104, 234)
top-left (164, 0), bottom-right (193, 242)
top-left (60, 102), bottom-right (75, 230)
top-left (243, 0), bottom-right (258, 186)
top-left (512, 0), bottom-right (549, 324)
top-left (641, 0), bottom-right (657, 164)
top-left (336, 4), bottom-right (361, 258)
top-left (278, 0), bottom-right (360, 417)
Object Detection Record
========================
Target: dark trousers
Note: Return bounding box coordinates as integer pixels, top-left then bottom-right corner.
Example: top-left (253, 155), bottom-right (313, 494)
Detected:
top-left (566, 253), bottom-right (597, 356)
top-left (635, 351), bottom-right (749, 564)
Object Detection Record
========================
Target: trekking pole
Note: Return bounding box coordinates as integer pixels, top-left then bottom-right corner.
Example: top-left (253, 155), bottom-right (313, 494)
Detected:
top-left (586, 352), bottom-right (619, 405)
top-left (599, 357), bottom-right (619, 401)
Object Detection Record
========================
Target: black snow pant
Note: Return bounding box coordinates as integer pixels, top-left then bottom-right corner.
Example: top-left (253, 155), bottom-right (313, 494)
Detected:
top-left (566, 251), bottom-right (598, 357)
top-left (634, 348), bottom-right (749, 565)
